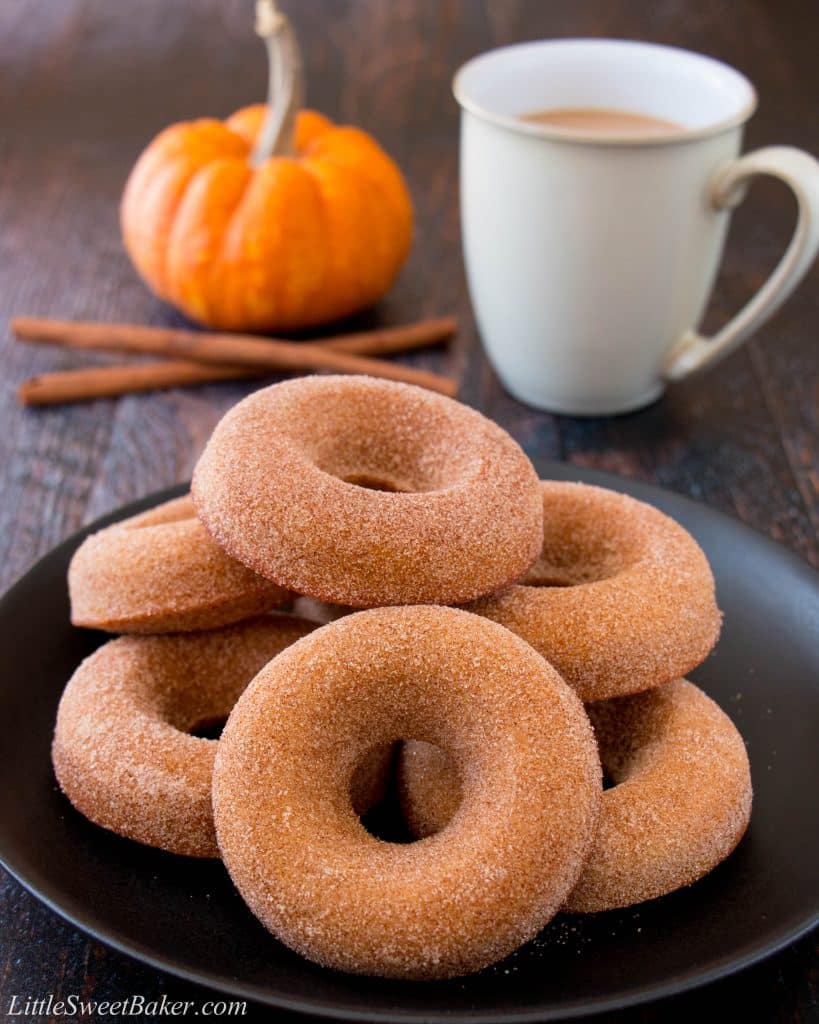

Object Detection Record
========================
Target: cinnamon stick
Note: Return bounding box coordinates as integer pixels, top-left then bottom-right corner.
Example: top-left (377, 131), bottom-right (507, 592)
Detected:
top-left (14, 316), bottom-right (458, 405)
top-left (19, 361), bottom-right (259, 406)
top-left (12, 316), bottom-right (455, 362)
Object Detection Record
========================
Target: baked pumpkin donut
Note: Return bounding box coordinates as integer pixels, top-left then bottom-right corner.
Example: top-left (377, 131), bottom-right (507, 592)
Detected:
top-left (467, 481), bottom-right (721, 701)
top-left (52, 617), bottom-right (316, 857)
top-left (567, 679), bottom-right (752, 911)
top-left (213, 606), bottom-right (601, 979)
top-left (192, 376), bottom-right (543, 607)
top-left (69, 494), bottom-right (290, 633)
top-left (399, 679), bottom-right (752, 912)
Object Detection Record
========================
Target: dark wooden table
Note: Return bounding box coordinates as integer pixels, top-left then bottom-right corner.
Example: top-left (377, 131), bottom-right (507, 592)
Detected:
top-left (0, 1), bottom-right (816, 1020)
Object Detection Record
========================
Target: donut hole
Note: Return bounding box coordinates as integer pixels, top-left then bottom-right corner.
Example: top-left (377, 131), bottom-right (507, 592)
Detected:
top-left (319, 445), bottom-right (473, 495)
top-left (397, 740), bottom-right (464, 840)
top-left (349, 743), bottom-right (414, 844)
top-left (359, 804), bottom-right (416, 844)
top-left (521, 545), bottom-right (634, 588)
top-left (521, 521), bottom-right (639, 588)
top-left (342, 473), bottom-right (409, 493)
top-left (187, 715), bottom-right (228, 741)
top-left (518, 561), bottom-right (576, 587)
top-left (352, 740), bottom-right (467, 844)
top-left (588, 693), bottom-right (658, 785)
top-left (286, 386), bottom-right (484, 494)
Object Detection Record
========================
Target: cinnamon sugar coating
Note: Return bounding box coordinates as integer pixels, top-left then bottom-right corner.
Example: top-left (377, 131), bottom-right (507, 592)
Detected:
top-left (69, 495), bottom-right (290, 633)
top-left (467, 482), bottom-right (722, 701)
top-left (399, 679), bottom-right (752, 912)
top-left (52, 617), bottom-right (315, 857)
top-left (192, 376), bottom-right (543, 607)
top-left (212, 606), bottom-right (601, 979)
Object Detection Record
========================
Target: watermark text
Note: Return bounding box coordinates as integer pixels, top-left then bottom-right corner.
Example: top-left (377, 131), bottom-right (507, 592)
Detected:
top-left (6, 993), bottom-right (247, 1017)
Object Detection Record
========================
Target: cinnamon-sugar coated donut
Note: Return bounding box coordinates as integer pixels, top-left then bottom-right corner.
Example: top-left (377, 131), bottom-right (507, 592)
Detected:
top-left (399, 679), bottom-right (751, 912)
top-left (52, 617), bottom-right (315, 857)
top-left (69, 495), bottom-right (290, 633)
top-left (213, 606), bottom-right (601, 979)
top-left (566, 679), bottom-right (751, 911)
top-left (467, 482), bottom-right (721, 701)
top-left (192, 376), bottom-right (543, 607)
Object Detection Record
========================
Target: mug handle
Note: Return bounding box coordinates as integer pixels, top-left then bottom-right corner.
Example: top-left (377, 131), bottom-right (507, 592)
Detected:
top-left (664, 146), bottom-right (819, 380)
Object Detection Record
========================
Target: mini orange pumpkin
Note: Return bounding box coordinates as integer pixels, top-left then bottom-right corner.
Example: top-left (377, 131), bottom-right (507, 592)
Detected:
top-left (121, 1), bottom-right (413, 333)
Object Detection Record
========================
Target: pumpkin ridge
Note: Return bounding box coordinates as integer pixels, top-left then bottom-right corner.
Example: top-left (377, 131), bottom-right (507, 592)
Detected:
top-left (307, 150), bottom-right (411, 298)
top-left (297, 160), bottom-right (346, 322)
top-left (299, 158), bottom-right (391, 321)
top-left (213, 157), bottom-right (328, 331)
top-left (162, 160), bottom-right (220, 315)
top-left (293, 111), bottom-right (336, 156)
top-left (208, 161), bottom-right (276, 329)
top-left (165, 158), bottom-right (253, 326)
top-left (122, 119), bottom-right (248, 299)
top-left (149, 156), bottom-right (223, 300)
top-left (306, 131), bottom-right (412, 259)
top-left (224, 106), bottom-right (267, 150)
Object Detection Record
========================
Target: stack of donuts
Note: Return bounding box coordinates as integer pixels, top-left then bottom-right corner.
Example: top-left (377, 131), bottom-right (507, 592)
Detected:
top-left (52, 375), bottom-right (752, 981)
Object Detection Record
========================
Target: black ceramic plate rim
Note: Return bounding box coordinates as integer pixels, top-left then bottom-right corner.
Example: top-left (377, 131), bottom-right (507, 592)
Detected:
top-left (0, 463), bottom-right (817, 1022)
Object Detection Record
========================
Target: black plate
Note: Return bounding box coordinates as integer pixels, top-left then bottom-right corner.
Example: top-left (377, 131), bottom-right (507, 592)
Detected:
top-left (0, 461), bottom-right (817, 1022)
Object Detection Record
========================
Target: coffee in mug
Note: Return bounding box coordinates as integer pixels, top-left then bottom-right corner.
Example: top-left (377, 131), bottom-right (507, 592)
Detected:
top-left (520, 107), bottom-right (681, 137)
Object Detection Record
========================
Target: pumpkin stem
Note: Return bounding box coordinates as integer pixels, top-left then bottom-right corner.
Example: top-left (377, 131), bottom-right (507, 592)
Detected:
top-left (252, 0), bottom-right (304, 165)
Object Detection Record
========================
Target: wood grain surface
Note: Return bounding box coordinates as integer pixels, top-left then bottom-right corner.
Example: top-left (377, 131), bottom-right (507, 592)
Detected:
top-left (0, 1), bottom-right (816, 1020)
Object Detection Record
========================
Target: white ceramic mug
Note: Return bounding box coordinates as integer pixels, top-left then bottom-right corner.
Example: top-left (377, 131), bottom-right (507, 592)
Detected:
top-left (454, 39), bottom-right (819, 415)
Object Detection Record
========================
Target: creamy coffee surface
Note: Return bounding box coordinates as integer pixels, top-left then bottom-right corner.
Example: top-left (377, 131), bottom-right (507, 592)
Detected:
top-left (521, 107), bottom-right (681, 136)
